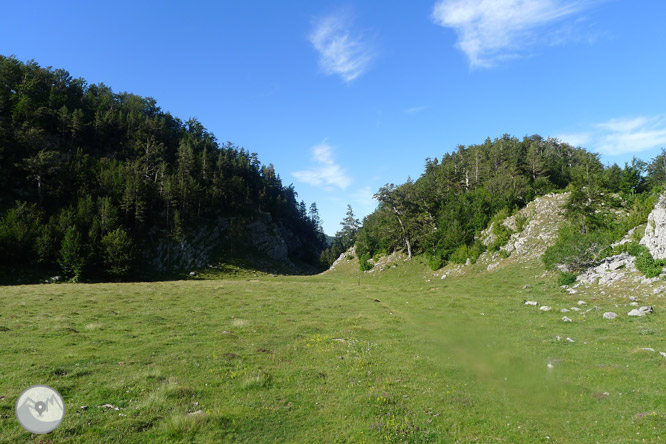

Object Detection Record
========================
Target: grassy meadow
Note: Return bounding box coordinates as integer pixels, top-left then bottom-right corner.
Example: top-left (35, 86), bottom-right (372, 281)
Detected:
top-left (1, 257), bottom-right (666, 443)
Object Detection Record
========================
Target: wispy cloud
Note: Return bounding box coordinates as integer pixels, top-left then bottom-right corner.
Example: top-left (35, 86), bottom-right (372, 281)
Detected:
top-left (308, 12), bottom-right (375, 82)
top-left (292, 141), bottom-right (353, 189)
top-left (558, 115), bottom-right (666, 155)
top-left (403, 106), bottom-right (427, 114)
top-left (431, 0), bottom-right (597, 68)
top-left (352, 186), bottom-right (378, 214)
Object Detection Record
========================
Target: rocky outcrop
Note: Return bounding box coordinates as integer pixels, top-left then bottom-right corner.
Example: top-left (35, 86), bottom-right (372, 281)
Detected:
top-left (575, 253), bottom-right (636, 286)
top-left (477, 193), bottom-right (569, 265)
top-left (640, 193), bottom-right (666, 259)
top-left (150, 213), bottom-right (295, 272)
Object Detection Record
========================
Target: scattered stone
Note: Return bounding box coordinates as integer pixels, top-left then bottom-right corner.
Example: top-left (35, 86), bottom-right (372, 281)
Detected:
top-left (540, 306), bottom-right (552, 312)
top-left (570, 307), bottom-right (581, 312)
top-left (441, 274), bottom-right (447, 280)
top-left (660, 352), bottom-right (666, 358)
top-left (630, 302), bottom-right (639, 306)
top-left (522, 284), bottom-right (531, 290)
top-left (629, 296), bottom-right (638, 302)
top-left (331, 338), bottom-right (346, 343)
top-left (628, 306), bottom-right (654, 317)
top-left (79, 405), bottom-right (88, 410)
top-left (566, 337), bottom-right (575, 343)
top-left (189, 271), bottom-right (196, 277)
top-left (188, 410), bottom-right (205, 416)
top-left (524, 301), bottom-right (538, 306)
top-left (562, 316), bottom-right (573, 323)
top-left (603, 312), bottom-right (618, 320)
top-left (101, 404), bottom-right (119, 411)
top-left (547, 359), bottom-right (564, 369)
top-left (560, 308), bottom-right (570, 313)
top-left (568, 289), bottom-right (578, 294)
top-left (577, 300), bottom-right (587, 305)
top-left (640, 348), bottom-right (655, 352)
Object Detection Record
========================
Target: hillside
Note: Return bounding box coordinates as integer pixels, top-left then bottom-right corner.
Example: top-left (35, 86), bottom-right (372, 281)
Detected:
top-left (0, 56), bottom-right (326, 282)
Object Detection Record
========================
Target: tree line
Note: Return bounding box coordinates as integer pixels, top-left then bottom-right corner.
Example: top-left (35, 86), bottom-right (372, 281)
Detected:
top-left (342, 134), bottom-right (666, 272)
top-left (0, 56), bottom-right (326, 280)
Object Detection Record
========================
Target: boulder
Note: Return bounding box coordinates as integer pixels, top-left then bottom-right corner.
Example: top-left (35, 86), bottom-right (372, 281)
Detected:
top-left (628, 306), bottom-right (654, 317)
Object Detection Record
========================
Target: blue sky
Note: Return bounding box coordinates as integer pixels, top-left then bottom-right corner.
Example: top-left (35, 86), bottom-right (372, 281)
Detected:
top-left (3, 1), bottom-right (666, 234)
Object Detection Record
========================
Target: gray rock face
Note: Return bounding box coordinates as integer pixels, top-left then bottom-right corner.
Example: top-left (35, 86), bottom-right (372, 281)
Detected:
top-left (576, 253), bottom-right (636, 286)
top-left (641, 193), bottom-right (666, 259)
top-left (151, 215), bottom-right (296, 272)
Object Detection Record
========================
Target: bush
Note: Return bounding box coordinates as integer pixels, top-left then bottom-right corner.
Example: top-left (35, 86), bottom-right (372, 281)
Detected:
top-left (468, 240), bottom-right (486, 264)
top-left (557, 272), bottom-right (577, 286)
top-left (543, 223), bottom-right (613, 273)
top-left (449, 244), bottom-right (470, 264)
top-left (612, 241), bottom-right (665, 278)
top-left (487, 208), bottom-right (514, 252)
top-left (499, 249), bottom-right (510, 259)
top-left (101, 228), bottom-right (134, 277)
top-left (359, 253), bottom-right (373, 271)
top-left (515, 214), bottom-right (528, 232)
top-left (427, 254), bottom-right (445, 270)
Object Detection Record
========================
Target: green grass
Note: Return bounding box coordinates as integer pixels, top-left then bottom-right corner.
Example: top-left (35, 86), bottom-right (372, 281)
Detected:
top-left (1, 256), bottom-right (666, 443)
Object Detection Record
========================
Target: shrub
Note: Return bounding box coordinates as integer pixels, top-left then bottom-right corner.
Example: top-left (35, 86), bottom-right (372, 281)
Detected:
top-left (359, 253), bottom-right (373, 271)
top-left (468, 240), bottom-right (486, 264)
top-left (499, 249), bottom-right (510, 259)
top-left (487, 208), bottom-right (514, 252)
top-left (427, 254), bottom-right (445, 270)
top-left (557, 272), bottom-right (577, 286)
top-left (609, 241), bottom-right (665, 278)
top-left (543, 223), bottom-right (613, 273)
top-left (515, 214), bottom-right (528, 232)
top-left (449, 244), bottom-right (469, 264)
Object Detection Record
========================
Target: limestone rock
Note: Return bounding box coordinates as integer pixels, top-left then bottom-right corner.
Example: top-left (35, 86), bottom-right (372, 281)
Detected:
top-left (628, 306), bottom-right (654, 316)
top-left (603, 312), bottom-right (617, 320)
top-left (576, 253), bottom-right (636, 286)
top-left (640, 193), bottom-right (666, 259)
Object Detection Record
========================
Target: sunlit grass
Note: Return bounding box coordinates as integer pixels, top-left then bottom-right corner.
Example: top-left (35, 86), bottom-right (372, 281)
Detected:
top-left (1, 256), bottom-right (665, 442)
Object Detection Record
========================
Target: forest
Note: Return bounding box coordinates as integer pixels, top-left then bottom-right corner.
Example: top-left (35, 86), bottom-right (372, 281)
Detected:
top-left (0, 56), bottom-right (326, 281)
top-left (324, 134), bottom-right (666, 276)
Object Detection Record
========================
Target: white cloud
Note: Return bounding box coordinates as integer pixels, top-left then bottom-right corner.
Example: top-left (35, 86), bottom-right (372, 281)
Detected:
top-left (308, 12), bottom-right (375, 82)
top-left (558, 115), bottom-right (666, 155)
top-left (352, 186), bottom-right (378, 214)
top-left (292, 141), bottom-right (353, 189)
top-left (431, 0), bottom-right (596, 68)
